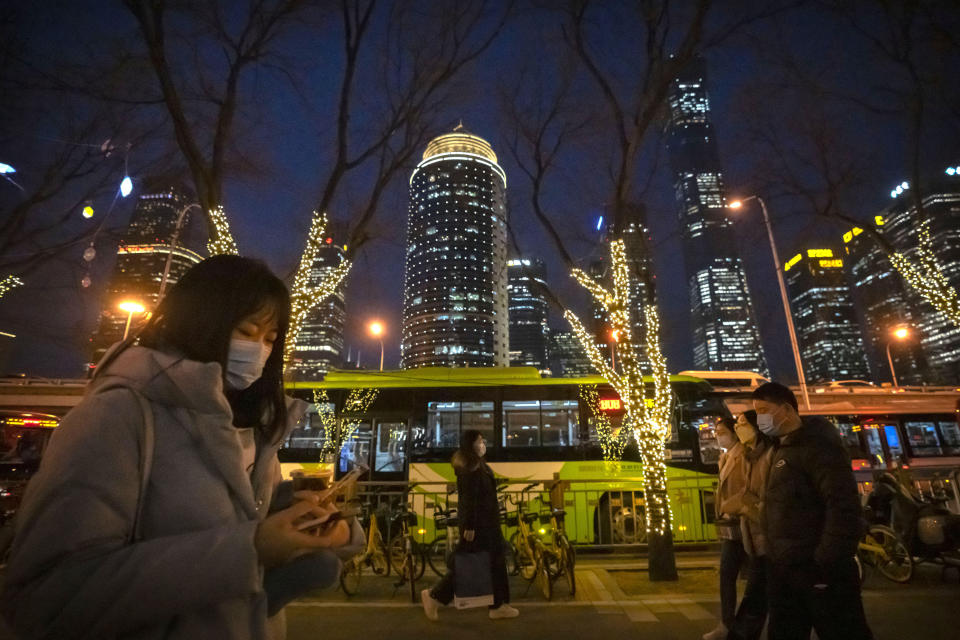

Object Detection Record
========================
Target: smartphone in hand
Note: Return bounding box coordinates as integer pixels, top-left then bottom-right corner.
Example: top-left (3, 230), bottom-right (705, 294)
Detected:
top-left (295, 506), bottom-right (361, 533)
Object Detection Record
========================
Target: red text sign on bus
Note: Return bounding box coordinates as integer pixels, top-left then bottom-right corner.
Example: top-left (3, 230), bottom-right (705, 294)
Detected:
top-left (599, 398), bottom-right (621, 411)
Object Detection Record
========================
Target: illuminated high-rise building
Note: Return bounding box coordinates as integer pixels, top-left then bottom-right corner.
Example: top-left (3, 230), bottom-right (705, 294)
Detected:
top-left (844, 172), bottom-right (960, 384)
top-left (291, 219), bottom-right (348, 380)
top-left (89, 180), bottom-right (203, 365)
top-left (401, 125), bottom-right (509, 368)
top-left (667, 56), bottom-right (767, 373)
top-left (507, 258), bottom-right (549, 371)
top-left (783, 248), bottom-right (870, 383)
top-left (548, 330), bottom-right (596, 378)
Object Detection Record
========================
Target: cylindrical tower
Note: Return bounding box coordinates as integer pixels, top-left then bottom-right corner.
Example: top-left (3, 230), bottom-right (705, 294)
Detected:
top-left (401, 125), bottom-right (509, 368)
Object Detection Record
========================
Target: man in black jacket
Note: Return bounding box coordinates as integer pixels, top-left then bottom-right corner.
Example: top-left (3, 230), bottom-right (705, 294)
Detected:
top-left (753, 382), bottom-right (872, 640)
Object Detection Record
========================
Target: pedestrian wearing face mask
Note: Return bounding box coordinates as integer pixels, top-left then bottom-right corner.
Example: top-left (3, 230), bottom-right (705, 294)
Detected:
top-left (2, 256), bottom-right (352, 640)
top-left (703, 417), bottom-right (748, 640)
top-left (727, 410), bottom-right (774, 640)
top-left (422, 430), bottom-right (517, 621)
top-left (752, 382), bottom-right (872, 640)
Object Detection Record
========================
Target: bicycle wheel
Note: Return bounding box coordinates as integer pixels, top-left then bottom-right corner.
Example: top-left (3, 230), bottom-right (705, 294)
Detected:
top-left (389, 533), bottom-right (426, 581)
top-left (340, 556), bottom-right (362, 596)
top-left (513, 534), bottom-right (538, 581)
top-left (506, 532), bottom-right (520, 576)
top-left (407, 552), bottom-right (418, 603)
top-left (534, 546), bottom-right (553, 601)
top-left (868, 525), bottom-right (913, 583)
top-left (371, 538), bottom-right (389, 576)
top-left (427, 536), bottom-right (449, 577)
top-left (560, 536), bottom-right (576, 595)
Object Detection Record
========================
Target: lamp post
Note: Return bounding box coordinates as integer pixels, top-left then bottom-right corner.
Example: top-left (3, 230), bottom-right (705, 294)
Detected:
top-left (609, 329), bottom-right (619, 371)
top-left (368, 321), bottom-right (385, 371)
top-left (729, 195), bottom-right (810, 410)
top-left (886, 326), bottom-right (910, 388)
top-left (158, 203), bottom-right (201, 301)
top-left (118, 301), bottom-right (146, 340)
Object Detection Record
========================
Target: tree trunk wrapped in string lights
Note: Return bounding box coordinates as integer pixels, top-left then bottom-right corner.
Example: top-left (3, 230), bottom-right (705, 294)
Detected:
top-left (312, 387), bottom-right (379, 460)
top-left (205, 206), bottom-right (239, 256)
top-left (284, 212), bottom-right (352, 369)
top-left (887, 220), bottom-right (960, 327)
top-left (564, 238), bottom-right (677, 580)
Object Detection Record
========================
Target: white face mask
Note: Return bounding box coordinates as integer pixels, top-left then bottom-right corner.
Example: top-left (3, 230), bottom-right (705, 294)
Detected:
top-left (757, 411), bottom-right (780, 437)
top-left (225, 338), bottom-right (272, 390)
top-left (474, 440), bottom-right (487, 458)
top-left (716, 433), bottom-right (735, 451)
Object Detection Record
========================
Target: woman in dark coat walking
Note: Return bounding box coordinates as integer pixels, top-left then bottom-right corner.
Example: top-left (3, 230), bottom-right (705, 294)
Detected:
top-left (421, 430), bottom-right (518, 621)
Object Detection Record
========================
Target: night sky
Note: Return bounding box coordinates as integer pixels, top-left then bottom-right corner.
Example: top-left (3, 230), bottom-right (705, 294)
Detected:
top-left (1, 1), bottom-right (957, 381)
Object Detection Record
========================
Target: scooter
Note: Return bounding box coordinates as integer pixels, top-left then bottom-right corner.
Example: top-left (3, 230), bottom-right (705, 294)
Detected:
top-left (865, 472), bottom-right (960, 581)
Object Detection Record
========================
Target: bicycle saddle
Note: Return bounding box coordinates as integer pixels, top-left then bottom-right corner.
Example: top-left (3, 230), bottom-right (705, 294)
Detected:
top-left (522, 512), bottom-right (538, 523)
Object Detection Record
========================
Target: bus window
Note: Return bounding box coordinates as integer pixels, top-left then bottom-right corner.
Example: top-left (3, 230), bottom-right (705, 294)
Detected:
top-left (339, 421), bottom-right (372, 474)
top-left (427, 402), bottom-right (460, 448)
top-left (696, 417), bottom-right (721, 465)
top-left (285, 406), bottom-right (329, 450)
top-left (374, 420), bottom-right (406, 473)
top-left (461, 402), bottom-right (494, 446)
top-left (541, 400), bottom-right (578, 446)
top-left (904, 421), bottom-right (943, 456)
top-left (883, 424), bottom-right (903, 460)
top-left (938, 421), bottom-right (960, 455)
top-left (503, 400), bottom-right (540, 447)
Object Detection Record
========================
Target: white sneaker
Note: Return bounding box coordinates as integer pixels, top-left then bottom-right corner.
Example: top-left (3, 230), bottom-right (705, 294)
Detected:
top-left (701, 623), bottom-right (727, 640)
top-left (421, 589), bottom-right (440, 621)
top-left (489, 604), bottom-right (520, 619)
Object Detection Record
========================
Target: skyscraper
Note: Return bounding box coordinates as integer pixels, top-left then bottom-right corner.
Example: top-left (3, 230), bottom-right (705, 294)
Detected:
top-left (507, 258), bottom-right (549, 371)
top-left (591, 206), bottom-right (656, 369)
top-left (548, 330), bottom-right (596, 378)
top-left (844, 172), bottom-right (960, 384)
top-left (89, 180), bottom-right (202, 365)
top-left (291, 220), bottom-right (348, 380)
top-left (401, 125), bottom-right (509, 368)
top-left (783, 248), bottom-right (870, 383)
top-left (667, 56), bottom-right (767, 373)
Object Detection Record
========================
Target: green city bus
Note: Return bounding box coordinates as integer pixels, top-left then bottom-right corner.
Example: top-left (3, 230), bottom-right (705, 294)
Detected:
top-left (281, 367), bottom-right (730, 546)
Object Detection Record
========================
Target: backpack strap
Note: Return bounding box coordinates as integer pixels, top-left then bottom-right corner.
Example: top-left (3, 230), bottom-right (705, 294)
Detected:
top-left (93, 383), bottom-right (155, 542)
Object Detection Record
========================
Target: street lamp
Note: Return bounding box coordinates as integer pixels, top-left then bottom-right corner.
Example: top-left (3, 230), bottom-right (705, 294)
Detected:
top-left (886, 327), bottom-right (910, 388)
top-left (728, 195), bottom-right (810, 410)
top-left (118, 301), bottom-right (146, 340)
top-left (609, 329), bottom-right (619, 370)
top-left (157, 203), bottom-right (201, 301)
top-left (368, 321), bottom-right (385, 371)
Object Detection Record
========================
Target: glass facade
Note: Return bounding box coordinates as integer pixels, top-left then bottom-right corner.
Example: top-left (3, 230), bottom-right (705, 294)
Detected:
top-left (667, 57), bottom-right (767, 373)
top-left (548, 330), bottom-right (596, 378)
top-left (401, 127), bottom-right (509, 368)
top-left (292, 220), bottom-right (348, 381)
top-left (507, 258), bottom-right (549, 371)
top-left (844, 177), bottom-right (960, 384)
top-left (784, 249), bottom-right (870, 382)
top-left (89, 182), bottom-right (202, 365)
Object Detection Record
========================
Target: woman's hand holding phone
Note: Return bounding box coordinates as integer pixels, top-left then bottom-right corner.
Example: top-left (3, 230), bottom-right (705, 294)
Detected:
top-left (254, 500), bottom-right (351, 568)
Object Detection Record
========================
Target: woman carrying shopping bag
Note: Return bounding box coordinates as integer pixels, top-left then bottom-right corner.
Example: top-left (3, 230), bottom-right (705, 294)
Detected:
top-left (421, 430), bottom-right (518, 621)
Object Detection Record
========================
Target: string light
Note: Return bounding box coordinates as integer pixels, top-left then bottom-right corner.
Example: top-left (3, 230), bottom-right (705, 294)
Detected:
top-left (579, 385), bottom-right (630, 461)
top-left (284, 212), bottom-right (352, 367)
top-left (567, 238), bottom-right (674, 537)
top-left (0, 275), bottom-right (24, 300)
top-left (887, 220), bottom-right (960, 327)
top-left (312, 387), bottom-right (379, 460)
top-left (206, 205), bottom-right (239, 256)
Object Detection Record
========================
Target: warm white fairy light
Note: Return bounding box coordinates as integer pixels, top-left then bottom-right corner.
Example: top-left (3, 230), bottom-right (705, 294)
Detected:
top-left (888, 220), bottom-right (960, 327)
top-left (579, 384), bottom-right (630, 461)
top-left (206, 205), bottom-right (239, 256)
top-left (313, 387), bottom-right (379, 459)
top-left (0, 275), bottom-right (23, 300)
top-left (567, 238), bottom-right (674, 537)
top-left (284, 211), bottom-right (353, 367)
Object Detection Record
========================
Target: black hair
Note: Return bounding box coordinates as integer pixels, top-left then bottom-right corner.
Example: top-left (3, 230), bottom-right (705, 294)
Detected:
top-left (136, 255), bottom-right (291, 443)
top-left (717, 416), bottom-right (738, 441)
top-left (751, 382), bottom-right (799, 412)
top-left (742, 410), bottom-right (759, 429)
top-left (452, 429), bottom-right (485, 472)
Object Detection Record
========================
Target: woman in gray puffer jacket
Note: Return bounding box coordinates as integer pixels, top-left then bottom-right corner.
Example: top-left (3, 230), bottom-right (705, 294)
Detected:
top-left (1, 256), bottom-right (350, 640)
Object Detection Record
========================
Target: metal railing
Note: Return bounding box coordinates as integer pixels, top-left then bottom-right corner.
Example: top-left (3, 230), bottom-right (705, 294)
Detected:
top-left (341, 476), bottom-right (721, 549)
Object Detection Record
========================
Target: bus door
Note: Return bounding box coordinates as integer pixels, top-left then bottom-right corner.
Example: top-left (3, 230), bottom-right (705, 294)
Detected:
top-left (337, 420), bottom-right (372, 478)
top-left (372, 418), bottom-right (408, 479)
top-left (860, 422), bottom-right (885, 466)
